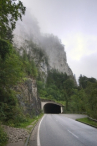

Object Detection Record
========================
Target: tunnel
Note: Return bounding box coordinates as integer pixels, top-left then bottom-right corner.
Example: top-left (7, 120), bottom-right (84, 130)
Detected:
top-left (43, 103), bottom-right (61, 114)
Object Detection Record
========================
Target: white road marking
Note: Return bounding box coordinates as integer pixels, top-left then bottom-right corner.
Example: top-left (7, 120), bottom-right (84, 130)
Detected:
top-left (37, 115), bottom-right (45, 146)
top-left (68, 130), bottom-right (79, 139)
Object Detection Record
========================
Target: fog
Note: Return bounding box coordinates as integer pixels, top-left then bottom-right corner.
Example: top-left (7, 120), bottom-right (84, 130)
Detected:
top-left (14, 0), bottom-right (97, 81)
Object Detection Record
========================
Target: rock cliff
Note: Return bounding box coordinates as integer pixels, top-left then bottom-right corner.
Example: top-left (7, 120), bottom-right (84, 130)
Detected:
top-left (40, 35), bottom-right (73, 77)
top-left (14, 78), bottom-right (41, 117)
top-left (14, 34), bottom-right (74, 78)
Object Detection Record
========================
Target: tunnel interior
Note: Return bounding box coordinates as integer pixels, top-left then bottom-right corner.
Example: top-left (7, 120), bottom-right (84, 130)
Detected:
top-left (43, 103), bottom-right (61, 114)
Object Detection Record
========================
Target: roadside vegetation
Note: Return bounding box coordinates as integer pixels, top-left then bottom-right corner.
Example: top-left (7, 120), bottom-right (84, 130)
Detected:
top-left (0, 38), bottom-right (40, 145)
top-left (76, 117), bottom-right (97, 128)
top-left (15, 113), bottom-right (43, 131)
top-left (0, 39), bottom-right (39, 125)
top-left (0, 123), bottom-right (8, 146)
top-left (0, 1), bottom-right (26, 145)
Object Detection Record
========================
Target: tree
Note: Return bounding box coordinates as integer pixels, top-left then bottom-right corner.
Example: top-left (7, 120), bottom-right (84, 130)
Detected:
top-left (64, 79), bottom-right (75, 111)
top-left (79, 75), bottom-right (88, 89)
top-left (0, 39), bottom-right (12, 60)
top-left (70, 89), bottom-right (86, 113)
top-left (0, 39), bottom-right (24, 122)
top-left (0, 44), bottom-right (24, 90)
top-left (85, 82), bottom-right (97, 119)
top-left (79, 75), bottom-right (96, 89)
top-left (0, 0), bottom-right (26, 41)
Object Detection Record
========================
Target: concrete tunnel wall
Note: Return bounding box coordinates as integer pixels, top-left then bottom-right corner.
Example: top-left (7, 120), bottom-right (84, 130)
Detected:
top-left (41, 102), bottom-right (63, 113)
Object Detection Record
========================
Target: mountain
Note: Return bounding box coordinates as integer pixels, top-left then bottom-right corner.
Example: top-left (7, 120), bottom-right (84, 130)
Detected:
top-left (13, 14), bottom-right (74, 80)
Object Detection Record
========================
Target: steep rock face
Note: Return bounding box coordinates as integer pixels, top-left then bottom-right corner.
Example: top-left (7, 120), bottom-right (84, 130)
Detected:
top-left (40, 35), bottom-right (73, 77)
top-left (14, 35), bottom-right (74, 78)
top-left (39, 59), bottom-right (48, 81)
top-left (45, 47), bottom-right (73, 76)
top-left (29, 47), bottom-right (49, 82)
top-left (15, 78), bottom-right (41, 116)
top-left (14, 34), bottom-right (74, 80)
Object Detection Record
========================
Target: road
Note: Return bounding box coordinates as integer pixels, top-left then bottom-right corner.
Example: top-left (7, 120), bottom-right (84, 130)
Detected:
top-left (37, 114), bottom-right (97, 146)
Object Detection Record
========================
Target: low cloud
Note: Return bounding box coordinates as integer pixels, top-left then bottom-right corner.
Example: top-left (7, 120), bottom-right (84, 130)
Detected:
top-left (68, 52), bottom-right (97, 81)
top-left (62, 33), bottom-right (97, 60)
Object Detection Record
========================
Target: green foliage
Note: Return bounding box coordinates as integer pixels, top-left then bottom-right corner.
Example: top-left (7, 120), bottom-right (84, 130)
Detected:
top-left (21, 50), bottom-right (38, 78)
top-left (70, 89), bottom-right (86, 113)
top-left (0, 124), bottom-right (8, 146)
top-left (0, 39), bottom-right (24, 124)
top-left (37, 68), bottom-right (97, 117)
top-left (0, 39), bottom-right (38, 90)
top-left (0, 39), bottom-right (12, 60)
top-left (85, 82), bottom-right (97, 119)
top-left (71, 75), bottom-right (97, 119)
top-left (71, 75), bottom-right (97, 118)
top-left (0, 0), bottom-right (26, 41)
top-left (0, 89), bottom-right (25, 125)
top-left (64, 78), bottom-right (75, 110)
top-left (47, 69), bottom-right (69, 88)
top-left (79, 74), bottom-right (96, 89)
top-left (76, 117), bottom-right (97, 128)
top-left (37, 69), bottom-right (75, 109)
top-left (0, 39), bottom-right (38, 125)
top-left (0, 50), bottom-right (23, 89)
top-left (15, 112), bottom-right (43, 129)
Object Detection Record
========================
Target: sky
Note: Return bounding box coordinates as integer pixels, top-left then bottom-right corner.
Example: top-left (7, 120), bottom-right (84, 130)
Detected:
top-left (20, 0), bottom-right (97, 80)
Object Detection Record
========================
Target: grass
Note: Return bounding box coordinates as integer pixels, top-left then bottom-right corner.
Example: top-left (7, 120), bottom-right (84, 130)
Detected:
top-left (55, 100), bottom-right (66, 106)
top-left (15, 113), bottom-right (44, 130)
top-left (40, 97), bottom-right (65, 106)
top-left (76, 117), bottom-right (97, 128)
top-left (0, 113), bottom-right (43, 146)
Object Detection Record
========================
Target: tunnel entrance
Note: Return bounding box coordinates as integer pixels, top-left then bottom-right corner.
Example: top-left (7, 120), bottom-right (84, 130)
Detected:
top-left (43, 103), bottom-right (61, 114)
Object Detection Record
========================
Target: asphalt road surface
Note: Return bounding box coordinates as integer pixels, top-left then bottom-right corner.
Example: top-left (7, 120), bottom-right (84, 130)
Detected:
top-left (37, 114), bottom-right (97, 146)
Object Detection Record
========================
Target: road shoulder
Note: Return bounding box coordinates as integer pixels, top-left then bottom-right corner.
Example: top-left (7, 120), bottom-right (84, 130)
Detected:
top-left (28, 120), bottom-right (40, 146)
top-left (60, 114), bottom-right (87, 120)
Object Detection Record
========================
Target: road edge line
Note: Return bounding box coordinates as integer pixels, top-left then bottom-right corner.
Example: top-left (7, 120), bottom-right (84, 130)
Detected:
top-left (37, 114), bottom-right (45, 146)
top-left (68, 130), bottom-right (79, 139)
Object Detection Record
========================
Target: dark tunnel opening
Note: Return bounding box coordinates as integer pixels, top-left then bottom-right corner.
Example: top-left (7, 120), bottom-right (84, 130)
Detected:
top-left (43, 103), bottom-right (61, 114)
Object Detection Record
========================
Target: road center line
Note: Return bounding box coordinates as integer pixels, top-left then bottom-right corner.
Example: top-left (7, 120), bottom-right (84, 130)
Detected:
top-left (68, 130), bottom-right (79, 139)
top-left (37, 115), bottom-right (45, 146)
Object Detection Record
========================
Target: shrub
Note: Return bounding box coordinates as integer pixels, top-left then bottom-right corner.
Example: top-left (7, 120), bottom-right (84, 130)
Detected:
top-left (0, 124), bottom-right (8, 146)
top-left (0, 39), bottom-right (12, 60)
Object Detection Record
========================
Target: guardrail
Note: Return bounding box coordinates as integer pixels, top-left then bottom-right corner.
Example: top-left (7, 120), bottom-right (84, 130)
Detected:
top-left (88, 116), bottom-right (97, 122)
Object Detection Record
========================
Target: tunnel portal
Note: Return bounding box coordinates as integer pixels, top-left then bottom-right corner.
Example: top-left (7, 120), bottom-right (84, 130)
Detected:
top-left (43, 103), bottom-right (61, 114)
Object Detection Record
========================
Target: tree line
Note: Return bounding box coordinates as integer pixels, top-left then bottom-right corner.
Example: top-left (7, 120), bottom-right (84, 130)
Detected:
top-left (37, 70), bottom-right (97, 119)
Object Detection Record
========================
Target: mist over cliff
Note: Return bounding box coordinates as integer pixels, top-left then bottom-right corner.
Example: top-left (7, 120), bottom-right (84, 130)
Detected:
top-left (13, 10), bottom-right (74, 78)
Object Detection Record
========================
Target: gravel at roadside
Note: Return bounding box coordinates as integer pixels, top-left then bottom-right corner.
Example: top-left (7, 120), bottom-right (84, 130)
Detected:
top-left (2, 125), bottom-right (29, 143)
